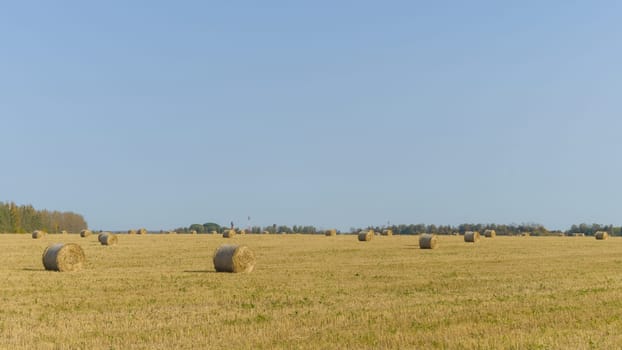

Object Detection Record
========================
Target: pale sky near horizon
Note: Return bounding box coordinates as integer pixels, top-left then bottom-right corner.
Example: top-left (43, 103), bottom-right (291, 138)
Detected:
top-left (2, 1), bottom-right (622, 231)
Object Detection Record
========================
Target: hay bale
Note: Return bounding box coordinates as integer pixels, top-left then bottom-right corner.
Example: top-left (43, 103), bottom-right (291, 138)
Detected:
top-left (167, 231), bottom-right (177, 235)
top-left (137, 228), bottom-right (147, 235)
top-left (42, 243), bottom-right (86, 272)
top-left (358, 230), bottom-right (373, 242)
top-left (223, 229), bottom-right (236, 238)
top-left (210, 230), bottom-right (218, 235)
top-left (484, 229), bottom-right (496, 238)
top-left (98, 232), bottom-right (118, 246)
top-left (464, 231), bottom-right (480, 243)
top-left (32, 230), bottom-right (46, 239)
top-left (521, 232), bottom-right (530, 237)
top-left (381, 229), bottom-right (393, 236)
top-left (127, 229), bottom-right (136, 235)
top-left (80, 229), bottom-right (92, 238)
top-left (213, 244), bottom-right (256, 273)
top-left (190, 230), bottom-right (198, 235)
top-left (595, 231), bottom-right (609, 240)
top-left (325, 229), bottom-right (337, 237)
top-left (61, 230), bottom-right (68, 235)
top-left (419, 233), bottom-right (438, 249)
top-left (239, 229), bottom-right (246, 235)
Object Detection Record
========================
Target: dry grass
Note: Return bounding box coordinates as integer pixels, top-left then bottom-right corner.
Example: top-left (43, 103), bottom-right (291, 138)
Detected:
top-left (2, 234), bottom-right (622, 349)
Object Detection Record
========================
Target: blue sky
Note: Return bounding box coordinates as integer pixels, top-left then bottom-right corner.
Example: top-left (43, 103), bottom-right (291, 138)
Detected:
top-left (2, 1), bottom-right (622, 231)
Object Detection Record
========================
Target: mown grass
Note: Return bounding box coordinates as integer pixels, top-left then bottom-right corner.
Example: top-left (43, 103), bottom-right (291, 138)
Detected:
top-left (1, 234), bottom-right (621, 349)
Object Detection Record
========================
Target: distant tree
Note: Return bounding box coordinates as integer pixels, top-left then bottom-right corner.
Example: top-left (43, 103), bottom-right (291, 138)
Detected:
top-left (203, 222), bottom-right (220, 232)
top-left (189, 224), bottom-right (205, 233)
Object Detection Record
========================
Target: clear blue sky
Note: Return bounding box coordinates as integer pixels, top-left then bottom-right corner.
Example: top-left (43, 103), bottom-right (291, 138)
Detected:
top-left (2, 1), bottom-right (622, 231)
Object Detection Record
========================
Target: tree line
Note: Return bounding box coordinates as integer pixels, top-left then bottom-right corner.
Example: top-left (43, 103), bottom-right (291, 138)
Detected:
top-left (0, 202), bottom-right (88, 233)
top-left (175, 221), bottom-right (622, 236)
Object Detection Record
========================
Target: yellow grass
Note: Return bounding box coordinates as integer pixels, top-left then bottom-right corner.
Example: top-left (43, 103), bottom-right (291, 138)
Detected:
top-left (1, 234), bottom-right (622, 349)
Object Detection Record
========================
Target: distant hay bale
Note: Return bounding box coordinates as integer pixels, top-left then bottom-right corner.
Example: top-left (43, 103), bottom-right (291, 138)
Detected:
top-left (223, 229), bottom-right (236, 238)
top-left (32, 230), bottom-right (46, 239)
top-left (137, 228), bottom-right (147, 235)
top-left (61, 230), bottom-right (68, 235)
top-left (358, 230), bottom-right (373, 242)
top-left (325, 229), bottom-right (337, 237)
top-left (521, 232), bottom-right (530, 237)
top-left (210, 230), bottom-right (218, 235)
top-left (262, 231), bottom-right (270, 235)
top-left (42, 243), bottom-right (86, 272)
top-left (239, 229), bottom-right (246, 235)
top-left (167, 231), bottom-right (177, 235)
top-left (381, 229), bottom-right (393, 236)
top-left (213, 244), bottom-right (256, 273)
top-left (595, 231), bottom-right (609, 240)
top-left (80, 229), bottom-right (92, 238)
top-left (464, 231), bottom-right (480, 243)
top-left (127, 229), bottom-right (136, 235)
top-left (419, 233), bottom-right (438, 249)
top-left (98, 232), bottom-right (118, 246)
top-left (484, 229), bottom-right (496, 238)
top-left (190, 230), bottom-right (198, 235)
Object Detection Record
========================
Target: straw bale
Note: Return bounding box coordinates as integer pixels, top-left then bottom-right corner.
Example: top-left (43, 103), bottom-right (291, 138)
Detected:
top-left (464, 231), bottom-right (480, 243)
top-left (32, 230), bottom-right (46, 239)
top-left (42, 243), bottom-right (85, 272)
top-left (358, 230), bottom-right (373, 242)
top-left (419, 233), bottom-right (438, 249)
top-left (213, 244), bottom-right (256, 273)
top-left (98, 232), bottom-right (118, 246)
top-left (80, 229), bottom-right (92, 238)
top-left (595, 231), bottom-right (609, 240)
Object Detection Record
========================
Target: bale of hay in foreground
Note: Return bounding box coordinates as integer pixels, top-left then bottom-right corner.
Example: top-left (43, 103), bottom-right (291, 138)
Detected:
top-left (358, 230), bottom-right (373, 242)
top-left (484, 229), bottom-right (496, 238)
top-left (381, 229), bottom-right (393, 236)
top-left (325, 229), bottom-right (337, 237)
top-left (419, 233), bottom-right (438, 249)
top-left (137, 228), bottom-right (147, 235)
top-left (464, 231), bottom-right (480, 243)
top-left (80, 229), bottom-right (92, 238)
top-left (595, 231), bottom-right (609, 240)
top-left (32, 230), bottom-right (46, 239)
top-left (213, 244), bottom-right (255, 273)
top-left (42, 243), bottom-right (86, 272)
top-left (98, 232), bottom-right (118, 246)
top-left (223, 229), bottom-right (236, 238)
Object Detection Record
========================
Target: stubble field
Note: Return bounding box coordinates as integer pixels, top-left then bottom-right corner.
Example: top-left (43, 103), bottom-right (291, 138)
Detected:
top-left (1, 233), bottom-right (622, 349)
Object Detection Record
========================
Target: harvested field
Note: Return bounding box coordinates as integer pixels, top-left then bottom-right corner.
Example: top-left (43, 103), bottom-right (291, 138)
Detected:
top-left (1, 234), bottom-right (622, 349)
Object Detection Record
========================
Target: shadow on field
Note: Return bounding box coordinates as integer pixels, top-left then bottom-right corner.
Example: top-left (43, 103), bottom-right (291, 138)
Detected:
top-left (183, 270), bottom-right (217, 274)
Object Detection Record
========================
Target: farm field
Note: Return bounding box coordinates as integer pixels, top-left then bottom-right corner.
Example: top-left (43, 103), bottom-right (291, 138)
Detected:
top-left (1, 233), bottom-right (622, 349)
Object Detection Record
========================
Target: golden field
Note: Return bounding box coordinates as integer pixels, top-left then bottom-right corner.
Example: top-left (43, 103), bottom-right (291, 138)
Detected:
top-left (1, 233), bottom-right (622, 349)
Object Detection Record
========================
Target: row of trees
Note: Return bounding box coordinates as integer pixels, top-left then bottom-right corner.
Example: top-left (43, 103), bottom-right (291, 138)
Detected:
top-left (0, 202), bottom-right (87, 233)
top-left (176, 222), bottom-right (622, 236)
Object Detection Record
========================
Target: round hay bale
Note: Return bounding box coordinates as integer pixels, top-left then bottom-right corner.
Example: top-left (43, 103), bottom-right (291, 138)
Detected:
top-left (358, 230), bottom-right (373, 242)
top-left (484, 229), bottom-right (496, 238)
top-left (210, 230), bottom-right (218, 235)
top-left (80, 229), bottom-right (92, 238)
top-left (61, 230), bottom-right (68, 235)
top-left (137, 228), bottom-right (147, 235)
top-left (98, 232), bottom-right (118, 246)
top-left (190, 230), bottom-right (198, 235)
top-left (325, 229), bottom-right (337, 237)
top-left (595, 231), bottom-right (609, 240)
top-left (42, 243), bottom-right (86, 272)
top-left (223, 229), bottom-right (236, 238)
top-left (32, 230), bottom-right (46, 239)
top-left (419, 233), bottom-right (438, 249)
top-left (464, 231), bottom-right (480, 243)
top-left (239, 229), bottom-right (246, 235)
top-left (213, 244), bottom-right (256, 273)
top-left (381, 229), bottom-right (393, 236)
top-left (127, 229), bottom-right (136, 235)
